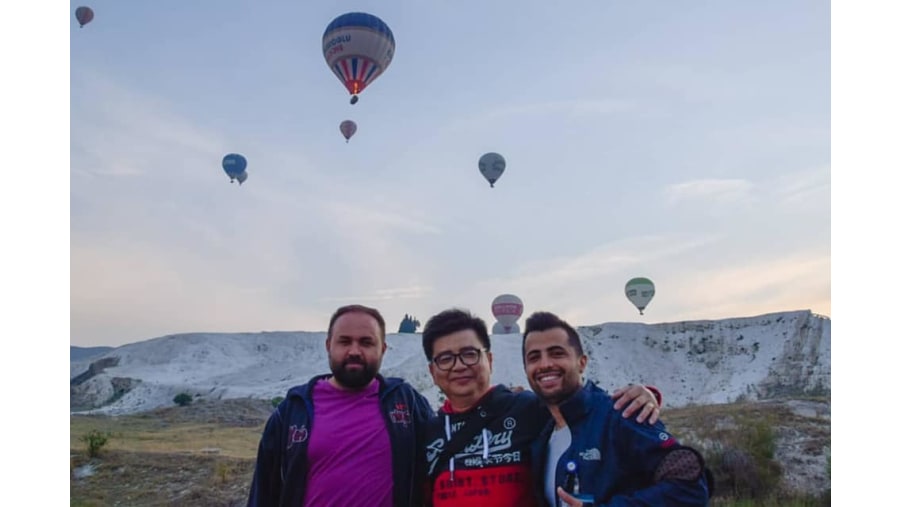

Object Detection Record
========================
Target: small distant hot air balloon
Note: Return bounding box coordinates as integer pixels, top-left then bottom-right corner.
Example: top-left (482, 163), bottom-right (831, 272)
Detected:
top-left (222, 154), bottom-right (247, 184)
top-left (492, 321), bottom-right (520, 335)
top-left (323, 12), bottom-right (395, 105)
top-left (625, 277), bottom-right (655, 315)
top-left (235, 171), bottom-right (248, 185)
top-left (75, 6), bottom-right (94, 28)
top-left (492, 294), bottom-right (524, 333)
top-left (340, 120), bottom-right (357, 143)
top-left (478, 153), bottom-right (506, 188)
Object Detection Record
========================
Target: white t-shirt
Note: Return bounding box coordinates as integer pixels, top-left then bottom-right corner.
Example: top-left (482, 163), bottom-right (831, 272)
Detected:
top-left (545, 425), bottom-right (572, 507)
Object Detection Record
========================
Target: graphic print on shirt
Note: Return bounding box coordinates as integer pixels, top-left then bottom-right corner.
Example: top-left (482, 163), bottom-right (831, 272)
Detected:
top-left (390, 402), bottom-right (411, 426)
top-left (426, 428), bottom-right (517, 475)
top-left (286, 424), bottom-right (308, 449)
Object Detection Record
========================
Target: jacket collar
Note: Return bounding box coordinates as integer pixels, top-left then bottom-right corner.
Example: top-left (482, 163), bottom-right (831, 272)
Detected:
top-left (557, 381), bottom-right (600, 426)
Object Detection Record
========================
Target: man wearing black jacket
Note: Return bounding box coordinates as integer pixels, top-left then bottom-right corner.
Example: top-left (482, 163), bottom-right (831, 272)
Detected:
top-left (247, 304), bottom-right (434, 507)
top-left (421, 308), bottom-right (662, 507)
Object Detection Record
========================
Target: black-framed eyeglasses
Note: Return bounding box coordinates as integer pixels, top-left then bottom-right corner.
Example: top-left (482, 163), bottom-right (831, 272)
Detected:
top-left (432, 347), bottom-right (487, 371)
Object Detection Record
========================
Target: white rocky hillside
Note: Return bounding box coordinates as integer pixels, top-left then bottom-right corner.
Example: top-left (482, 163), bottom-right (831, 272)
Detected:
top-left (70, 310), bottom-right (830, 415)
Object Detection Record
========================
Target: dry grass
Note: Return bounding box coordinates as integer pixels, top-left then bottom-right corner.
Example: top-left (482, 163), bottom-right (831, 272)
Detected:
top-left (70, 396), bottom-right (830, 506)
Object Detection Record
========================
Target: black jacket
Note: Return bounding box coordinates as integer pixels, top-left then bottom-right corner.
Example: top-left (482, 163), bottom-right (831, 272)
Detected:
top-left (247, 374), bottom-right (435, 506)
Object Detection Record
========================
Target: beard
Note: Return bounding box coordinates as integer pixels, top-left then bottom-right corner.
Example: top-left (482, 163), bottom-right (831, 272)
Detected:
top-left (330, 357), bottom-right (379, 389)
top-left (530, 370), bottom-right (582, 405)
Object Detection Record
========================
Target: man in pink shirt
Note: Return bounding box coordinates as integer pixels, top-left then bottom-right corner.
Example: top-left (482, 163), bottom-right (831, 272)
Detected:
top-left (247, 304), bottom-right (435, 506)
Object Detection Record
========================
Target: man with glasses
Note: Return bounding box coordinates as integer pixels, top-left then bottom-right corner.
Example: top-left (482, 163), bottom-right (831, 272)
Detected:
top-left (421, 308), bottom-right (662, 507)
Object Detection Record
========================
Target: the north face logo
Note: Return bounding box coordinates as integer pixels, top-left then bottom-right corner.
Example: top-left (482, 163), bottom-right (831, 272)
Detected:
top-left (287, 424), bottom-right (308, 449)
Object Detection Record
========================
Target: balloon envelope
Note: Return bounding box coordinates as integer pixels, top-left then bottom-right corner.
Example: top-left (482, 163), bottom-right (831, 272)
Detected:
top-left (491, 294), bottom-right (523, 327)
top-left (478, 152), bottom-right (506, 187)
top-left (340, 120), bottom-right (357, 141)
top-left (75, 6), bottom-right (94, 27)
top-left (323, 13), bottom-right (395, 102)
top-left (236, 171), bottom-right (248, 184)
top-left (222, 154), bottom-right (247, 180)
top-left (625, 277), bottom-right (655, 315)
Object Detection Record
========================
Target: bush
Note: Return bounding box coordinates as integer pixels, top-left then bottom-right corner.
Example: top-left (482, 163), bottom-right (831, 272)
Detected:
top-left (707, 419), bottom-right (781, 500)
top-left (271, 396), bottom-right (284, 408)
top-left (81, 429), bottom-right (111, 458)
top-left (173, 392), bottom-right (193, 406)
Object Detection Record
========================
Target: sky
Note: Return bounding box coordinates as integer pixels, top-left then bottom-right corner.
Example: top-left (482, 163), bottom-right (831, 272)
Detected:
top-left (64, 0), bottom-right (836, 348)
top-left (0, 1), bottom-right (894, 500)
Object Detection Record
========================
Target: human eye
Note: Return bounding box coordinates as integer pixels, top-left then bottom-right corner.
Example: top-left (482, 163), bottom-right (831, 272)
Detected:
top-left (434, 353), bottom-right (453, 367)
top-left (460, 349), bottom-right (480, 361)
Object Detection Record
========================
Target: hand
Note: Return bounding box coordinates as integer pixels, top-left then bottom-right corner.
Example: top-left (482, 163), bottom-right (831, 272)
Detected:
top-left (612, 384), bottom-right (659, 424)
top-left (509, 385), bottom-right (526, 393)
top-left (557, 487), bottom-right (584, 506)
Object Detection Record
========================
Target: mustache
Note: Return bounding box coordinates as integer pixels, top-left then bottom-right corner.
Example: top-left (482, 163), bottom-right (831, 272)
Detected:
top-left (343, 357), bottom-right (367, 366)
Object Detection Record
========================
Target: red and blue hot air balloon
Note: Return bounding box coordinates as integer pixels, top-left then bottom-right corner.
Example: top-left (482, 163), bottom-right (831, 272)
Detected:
top-left (75, 6), bottom-right (94, 28)
top-left (322, 12), bottom-right (395, 105)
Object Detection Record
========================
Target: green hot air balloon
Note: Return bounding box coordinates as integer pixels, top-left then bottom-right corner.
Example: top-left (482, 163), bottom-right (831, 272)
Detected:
top-left (625, 277), bottom-right (655, 315)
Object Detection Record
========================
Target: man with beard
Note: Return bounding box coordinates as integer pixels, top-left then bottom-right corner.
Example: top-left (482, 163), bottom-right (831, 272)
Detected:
top-left (522, 311), bottom-right (709, 506)
top-left (247, 304), bottom-right (434, 507)
top-left (421, 308), bottom-right (662, 507)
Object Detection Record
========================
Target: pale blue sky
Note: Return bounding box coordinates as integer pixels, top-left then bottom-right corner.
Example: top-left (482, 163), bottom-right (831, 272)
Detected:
top-left (68, 0), bottom-right (831, 346)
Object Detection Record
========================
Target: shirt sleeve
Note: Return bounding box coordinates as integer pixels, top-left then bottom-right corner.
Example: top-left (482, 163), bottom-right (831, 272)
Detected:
top-left (602, 417), bottom-right (709, 506)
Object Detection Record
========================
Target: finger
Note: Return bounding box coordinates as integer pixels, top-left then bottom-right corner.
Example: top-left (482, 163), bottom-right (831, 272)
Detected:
top-left (613, 385), bottom-right (637, 409)
top-left (622, 393), bottom-right (649, 418)
top-left (649, 407), bottom-right (660, 425)
top-left (637, 402), bottom-right (656, 424)
top-left (556, 487), bottom-right (582, 507)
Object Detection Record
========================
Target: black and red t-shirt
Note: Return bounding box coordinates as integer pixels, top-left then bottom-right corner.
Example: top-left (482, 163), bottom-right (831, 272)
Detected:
top-left (424, 385), bottom-right (550, 507)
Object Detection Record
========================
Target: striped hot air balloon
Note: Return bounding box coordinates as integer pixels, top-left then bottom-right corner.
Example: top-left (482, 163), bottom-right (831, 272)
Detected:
top-left (322, 12), bottom-right (395, 105)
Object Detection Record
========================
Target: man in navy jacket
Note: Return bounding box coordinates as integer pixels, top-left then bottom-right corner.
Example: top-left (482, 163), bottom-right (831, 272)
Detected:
top-left (522, 311), bottom-right (709, 506)
top-left (247, 304), bottom-right (435, 507)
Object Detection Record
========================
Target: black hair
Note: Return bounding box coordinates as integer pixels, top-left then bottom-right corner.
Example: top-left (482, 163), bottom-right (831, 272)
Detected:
top-left (421, 308), bottom-right (490, 360)
top-left (521, 311), bottom-right (584, 359)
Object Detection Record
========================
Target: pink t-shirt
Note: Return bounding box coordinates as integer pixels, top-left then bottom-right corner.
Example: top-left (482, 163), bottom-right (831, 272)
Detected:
top-left (303, 378), bottom-right (393, 506)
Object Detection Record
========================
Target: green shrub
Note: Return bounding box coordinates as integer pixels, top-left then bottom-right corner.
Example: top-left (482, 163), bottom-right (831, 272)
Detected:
top-left (271, 396), bottom-right (284, 408)
top-left (173, 392), bottom-right (193, 406)
top-left (80, 429), bottom-right (111, 458)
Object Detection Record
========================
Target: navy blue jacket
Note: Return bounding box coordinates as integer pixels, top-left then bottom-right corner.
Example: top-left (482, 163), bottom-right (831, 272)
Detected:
top-left (247, 374), bottom-right (435, 507)
top-left (532, 382), bottom-right (709, 506)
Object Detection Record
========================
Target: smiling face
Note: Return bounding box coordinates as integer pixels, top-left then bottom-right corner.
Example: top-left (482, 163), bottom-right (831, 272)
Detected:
top-left (523, 327), bottom-right (587, 406)
top-left (428, 328), bottom-right (493, 410)
top-left (326, 310), bottom-right (387, 389)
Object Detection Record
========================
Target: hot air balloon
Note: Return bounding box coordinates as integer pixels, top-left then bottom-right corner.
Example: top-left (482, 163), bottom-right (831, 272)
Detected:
top-left (491, 294), bottom-right (524, 333)
top-left (625, 277), bottom-right (655, 315)
top-left (236, 171), bottom-right (248, 185)
top-left (340, 120), bottom-right (357, 143)
top-left (322, 12), bottom-right (395, 105)
top-left (478, 153), bottom-right (506, 188)
top-left (75, 6), bottom-right (94, 28)
top-left (222, 153), bottom-right (247, 184)
top-left (492, 321), bottom-right (520, 335)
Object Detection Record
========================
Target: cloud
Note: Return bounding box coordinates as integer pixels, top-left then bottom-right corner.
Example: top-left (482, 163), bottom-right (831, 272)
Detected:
top-left (322, 285), bottom-right (434, 303)
top-left (71, 71), bottom-right (225, 180)
top-left (772, 166), bottom-right (831, 207)
top-left (664, 178), bottom-right (756, 206)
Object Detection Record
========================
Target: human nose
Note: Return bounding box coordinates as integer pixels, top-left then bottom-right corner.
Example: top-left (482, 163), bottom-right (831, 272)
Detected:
top-left (537, 353), bottom-right (553, 369)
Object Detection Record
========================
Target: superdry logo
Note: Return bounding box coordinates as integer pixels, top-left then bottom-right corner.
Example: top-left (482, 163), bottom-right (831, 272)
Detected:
top-left (390, 403), bottom-right (411, 426)
top-left (286, 424), bottom-right (308, 449)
